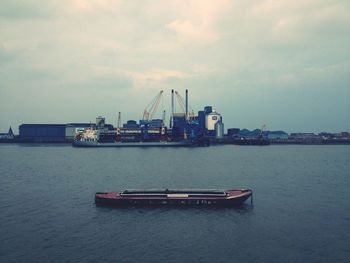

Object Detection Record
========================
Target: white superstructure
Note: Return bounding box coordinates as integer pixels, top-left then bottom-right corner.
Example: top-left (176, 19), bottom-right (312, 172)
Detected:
top-left (77, 127), bottom-right (98, 141)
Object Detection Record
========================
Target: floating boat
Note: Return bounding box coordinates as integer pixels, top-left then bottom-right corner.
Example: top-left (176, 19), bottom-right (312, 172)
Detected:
top-left (73, 140), bottom-right (194, 147)
top-left (231, 138), bottom-right (270, 146)
top-left (95, 189), bottom-right (252, 207)
top-left (72, 127), bottom-right (210, 147)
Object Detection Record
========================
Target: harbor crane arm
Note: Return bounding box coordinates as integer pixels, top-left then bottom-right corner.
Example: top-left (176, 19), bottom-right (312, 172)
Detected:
top-left (174, 91), bottom-right (186, 112)
top-left (142, 90), bottom-right (164, 121)
top-left (175, 91), bottom-right (195, 119)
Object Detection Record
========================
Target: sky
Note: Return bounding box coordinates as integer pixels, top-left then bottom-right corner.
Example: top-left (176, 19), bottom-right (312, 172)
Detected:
top-left (1, 0), bottom-right (349, 133)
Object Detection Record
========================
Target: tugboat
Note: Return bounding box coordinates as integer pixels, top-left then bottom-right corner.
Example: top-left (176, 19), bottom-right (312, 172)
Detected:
top-left (95, 189), bottom-right (252, 207)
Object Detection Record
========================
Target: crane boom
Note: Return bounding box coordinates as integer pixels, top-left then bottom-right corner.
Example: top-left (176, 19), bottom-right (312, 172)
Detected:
top-left (174, 91), bottom-right (186, 113)
top-left (142, 90), bottom-right (164, 121)
top-left (174, 91), bottom-right (195, 121)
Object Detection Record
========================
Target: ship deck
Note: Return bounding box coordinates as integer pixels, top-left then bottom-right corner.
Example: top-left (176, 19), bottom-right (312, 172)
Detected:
top-left (95, 189), bottom-right (252, 203)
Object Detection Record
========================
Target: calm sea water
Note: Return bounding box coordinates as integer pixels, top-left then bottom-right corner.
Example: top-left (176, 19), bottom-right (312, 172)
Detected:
top-left (1, 144), bottom-right (350, 263)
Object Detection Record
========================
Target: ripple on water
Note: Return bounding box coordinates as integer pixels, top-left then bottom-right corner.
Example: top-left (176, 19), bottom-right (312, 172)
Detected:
top-left (1, 145), bottom-right (350, 263)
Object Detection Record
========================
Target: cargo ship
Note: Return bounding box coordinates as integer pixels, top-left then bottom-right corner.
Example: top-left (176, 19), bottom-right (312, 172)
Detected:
top-left (73, 139), bottom-right (194, 147)
top-left (72, 122), bottom-right (209, 147)
top-left (95, 189), bottom-right (252, 207)
top-left (72, 127), bottom-right (196, 147)
top-left (231, 137), bottom-right (270, 146)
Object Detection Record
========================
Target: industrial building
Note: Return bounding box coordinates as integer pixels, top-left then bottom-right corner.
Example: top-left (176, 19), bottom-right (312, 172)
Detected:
top-left (15, 90), bottom-right (225, 144)
top-left (18, 120), bottom-right (113, 143)
top-left (227, 128), bottom-right (240, 137)
top-left (19, 124), bottom-right (66, 142)
top-left (8, 88), bottom-right (350, 145)
top-left (195, 106), bottom-right (224, 138)
top-left (73, 90), bottom-right (226, 144)
top-left (267, 131), bottom-right (288, 140)
top-left (123, 120), bottom-right (139, 129)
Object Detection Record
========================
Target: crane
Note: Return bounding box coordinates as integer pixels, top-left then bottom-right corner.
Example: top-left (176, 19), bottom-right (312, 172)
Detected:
top-left (142, 90), bottom-right (164, 122)
top-left (174, 91), bottom-right (195, 121)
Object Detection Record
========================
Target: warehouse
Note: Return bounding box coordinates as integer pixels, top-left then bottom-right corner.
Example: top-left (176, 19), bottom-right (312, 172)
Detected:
top-left (19, 124), bottom-right (66, 142)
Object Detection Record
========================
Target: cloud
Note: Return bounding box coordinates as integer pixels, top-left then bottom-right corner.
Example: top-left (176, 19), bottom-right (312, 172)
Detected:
top-left (0, 1), bottom-right (60, 20)
top-left (0, 44), bottom-right (16, 63)
top-left (67, 0), bottom-right (122, 15)
top-left (164, 0), bottom-right (231, 44)
top-left (0, 0), bottom-right (350, 132)
top-left (251, 0), bottom-right (350, 41)
top-left (126, 68), bottom-right (188, 82)
top-left (165, 19), bottom-right (218, 44)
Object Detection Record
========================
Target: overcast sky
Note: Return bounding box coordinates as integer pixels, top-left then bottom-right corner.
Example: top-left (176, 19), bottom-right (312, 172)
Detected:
top-left (1, 0), bottom-right (349, 133)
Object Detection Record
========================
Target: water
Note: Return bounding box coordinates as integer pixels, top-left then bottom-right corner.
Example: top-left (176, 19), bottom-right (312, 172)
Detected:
top-left (1, 144), bottom-right (350, 262)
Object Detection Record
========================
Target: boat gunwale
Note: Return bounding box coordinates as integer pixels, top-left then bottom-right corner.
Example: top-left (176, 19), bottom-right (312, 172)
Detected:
top-left (120, 189), bottom-right (228, 197)
top-left (122, 189), bottom-right (227, 194)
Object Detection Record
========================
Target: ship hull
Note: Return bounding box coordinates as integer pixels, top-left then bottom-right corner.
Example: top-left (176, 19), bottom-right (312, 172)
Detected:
top-left (73, 140), bottom-right (193, 147)
top-left (95, 189), bottom-right (252, 207)
top-left (231, 138), bottom-right (270, 145)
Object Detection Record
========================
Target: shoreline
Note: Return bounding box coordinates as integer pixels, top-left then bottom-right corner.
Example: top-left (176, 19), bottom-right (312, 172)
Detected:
top-left (1, 139), bottom-right (350, 146)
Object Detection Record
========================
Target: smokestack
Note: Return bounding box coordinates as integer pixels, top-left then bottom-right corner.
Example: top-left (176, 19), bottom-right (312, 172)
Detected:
top-left (117, 112), bottom-right (121, 128)
top-left (171, 89), bottom-right (174, 128)
top-left (185, 89), bottom-right (188, 121)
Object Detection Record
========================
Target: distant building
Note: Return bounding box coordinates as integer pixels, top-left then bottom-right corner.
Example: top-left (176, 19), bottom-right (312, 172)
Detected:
top-left (267, 131), bottom-right (288, 140)
top-left (0, 127), bottom-right (14, 140)
top-left (149, 119), bottom-right (163, 128)
top-left (341, 132), bottom-right (350, 138)
top-left (239, 129), bottom-right (262, 138)
top-left (215, 121), bottom-right (224, 138)
top-left (205, 110), bottom-right (222, 136)
top-left (318, 132), bottom-right (334, 139)
top-left (290, 133), bottom-right (320, 140)
top-left (123, 120), bottom-right (139, 128)
top-left (19, 124), bottom-right (66, 142)
top-left (172, 113), bottom-right (187, 137)
top-left (227, 128), bottom-right (240, 137)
